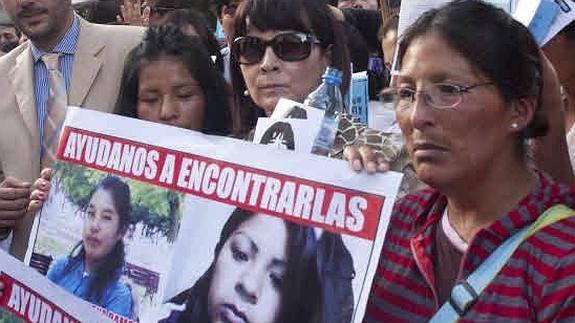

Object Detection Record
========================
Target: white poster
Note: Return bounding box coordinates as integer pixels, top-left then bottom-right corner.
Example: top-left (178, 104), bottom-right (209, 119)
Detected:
top-left (542, 0), bottom-right (575, 45)
top-left (0, 250), bottom-right (113, 323)
top-left (25, 107), bottom-right (402, 323)
top-left (254, 118), bottom-right (320, 153)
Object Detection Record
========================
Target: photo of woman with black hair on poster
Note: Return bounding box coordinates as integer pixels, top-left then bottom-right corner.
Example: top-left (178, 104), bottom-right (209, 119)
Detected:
top-left (27, 164), bottom-right (183, 322)
top-left (259, 122), bottom-right (296, 151)
top-left (46, 176), bottom-right (134, 318)
top-left (159, 207), bottom-right (355, 323)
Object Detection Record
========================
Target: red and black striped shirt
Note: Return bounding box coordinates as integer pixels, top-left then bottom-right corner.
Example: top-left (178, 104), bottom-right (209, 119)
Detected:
top-left (364, 173), bottom-right (575, 322)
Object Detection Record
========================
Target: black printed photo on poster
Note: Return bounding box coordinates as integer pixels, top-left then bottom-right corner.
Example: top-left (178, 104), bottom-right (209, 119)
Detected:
top-left (30, 107), bottom-right (403, 323)
top-left (254, 118), bottom-right (323, 153)
top-left (259, 122), bottom-right (296, 151)
top-left (159, 205), bottom-right (355, 323)
top-left (28, 163), bottom-right (182, 321)
top-left (270, 98), bottom-right (323, 121)
top-left (285, 105), bottom-right (308, 119)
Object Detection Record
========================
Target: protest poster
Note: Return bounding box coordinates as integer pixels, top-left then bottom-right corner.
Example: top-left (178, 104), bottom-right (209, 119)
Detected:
top-left (392, 0), bottom-right (569, 71)
top-left (542, 0), bottom-right (575, 45)
top-left (255, 98), bottom-right (326, 153)
top-left (270, 98), bottom-right (325, 121)
top-left (0, 250), bottom-right (112, 323)
top-left (254, 118), bottom-right (319, 152)
top-left (26, 107), bottom-right (402, 323)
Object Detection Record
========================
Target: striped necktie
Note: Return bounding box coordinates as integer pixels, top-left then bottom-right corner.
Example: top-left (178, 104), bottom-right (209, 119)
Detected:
top-left (40, 53), bottom-right (67, 168)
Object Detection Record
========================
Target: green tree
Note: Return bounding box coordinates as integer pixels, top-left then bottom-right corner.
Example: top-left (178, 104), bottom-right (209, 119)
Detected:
top-left (54, 163), bottom-right (181, 241)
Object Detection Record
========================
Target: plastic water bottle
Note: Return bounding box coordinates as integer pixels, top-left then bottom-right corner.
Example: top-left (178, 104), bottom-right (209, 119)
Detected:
top-left (305, 67), bottom-right (345, 156)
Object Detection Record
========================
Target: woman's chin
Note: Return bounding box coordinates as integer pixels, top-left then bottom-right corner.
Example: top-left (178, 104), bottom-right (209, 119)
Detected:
top-left (414, 165), bottom-right (444, 188)
top-left (263, 105), bottom-right (275, 117)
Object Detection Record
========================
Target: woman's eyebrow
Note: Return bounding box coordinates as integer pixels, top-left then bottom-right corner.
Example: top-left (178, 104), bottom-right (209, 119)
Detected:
top-left (235, 232), bottom-right (259, 254)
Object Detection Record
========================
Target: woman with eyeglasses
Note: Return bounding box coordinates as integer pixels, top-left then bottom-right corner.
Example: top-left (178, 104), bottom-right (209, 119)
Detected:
top-left (364, 1), bottom-right (575, 322)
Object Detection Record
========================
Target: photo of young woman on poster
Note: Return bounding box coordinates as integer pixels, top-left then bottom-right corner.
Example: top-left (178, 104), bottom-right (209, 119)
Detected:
top-left (259, 122), bottom-right (296, 151)
top-left (159, 207), bottom-right (356, 323)
top-left (46, 176), bottom-right (134, 318)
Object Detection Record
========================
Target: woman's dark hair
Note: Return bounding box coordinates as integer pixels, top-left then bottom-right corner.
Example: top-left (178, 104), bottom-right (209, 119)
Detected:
top-left (62, 176), bottom-right (132, 306)
top-left (286, 106), bottom-right (308, 119)
top-left (397, 0), bottom-right (547, 142)
top-left (115, 25), bottom-right (231, 136)
top-left (561, 20), bottom-right (575, 41)
top-left (260, 121), bottom-right (296, 150)
top-left (173, 208), bottom-right (322, 322)
top-left (209, 0), bottom-right (232, 17)
top-left (162, 9), bottom-right (225, 74)
top-left (229, 0), bottom-right (351, 137)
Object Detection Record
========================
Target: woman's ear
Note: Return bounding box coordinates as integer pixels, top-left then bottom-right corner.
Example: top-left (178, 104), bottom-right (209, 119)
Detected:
top-left (508, 96), bottom-right (536, 133)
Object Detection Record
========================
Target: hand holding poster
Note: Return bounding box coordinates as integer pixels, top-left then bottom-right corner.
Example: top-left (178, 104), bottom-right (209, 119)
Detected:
top-left (25, 107), bottom-right (402, 323)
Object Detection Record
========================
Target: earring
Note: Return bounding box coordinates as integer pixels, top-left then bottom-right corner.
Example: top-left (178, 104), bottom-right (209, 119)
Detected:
top-left (511, 123), bottom-right (519, 129)
top-left (243, 89), bottom-right (250, 97)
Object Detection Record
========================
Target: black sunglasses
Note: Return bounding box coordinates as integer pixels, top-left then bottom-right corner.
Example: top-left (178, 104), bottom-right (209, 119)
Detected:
top-left (232, 32), bottom-right (322, 65)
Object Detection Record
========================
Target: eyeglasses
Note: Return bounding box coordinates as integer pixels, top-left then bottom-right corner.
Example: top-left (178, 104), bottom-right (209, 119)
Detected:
top-left (232, 32), bottom-right (321, 65)
top-left (394, 82), bottom-right (494, 110)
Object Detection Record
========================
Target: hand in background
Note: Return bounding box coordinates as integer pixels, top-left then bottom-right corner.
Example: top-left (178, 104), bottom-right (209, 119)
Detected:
top-left (117, 0), bottom-right (150, 26)
top-left (0, 177), bottom-right (31, 229)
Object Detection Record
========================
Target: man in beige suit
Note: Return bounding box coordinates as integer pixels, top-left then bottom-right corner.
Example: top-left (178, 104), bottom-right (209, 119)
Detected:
top-left (0, 0), bottom-right (144, 259)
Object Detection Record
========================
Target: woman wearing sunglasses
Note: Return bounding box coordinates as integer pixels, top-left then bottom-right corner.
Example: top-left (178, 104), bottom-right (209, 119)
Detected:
top-left (364, 1), bottom-right (575, 322)
top-left (229, 0), bottom-right (349, 133)
top-left (229, 0), bottom-right (392, 174)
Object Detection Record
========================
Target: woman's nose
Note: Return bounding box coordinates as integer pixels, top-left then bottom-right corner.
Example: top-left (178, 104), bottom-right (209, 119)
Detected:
top-left (409, 92), bottom-right (436, 130)
top-left (89, 218), bottom-right (101, 232)
top-left (159, 96), bottom-right (178, 121)
top-left (259, 46), bottom-right (280, 72)
top-left (235, 267), bottom-right (263, 305)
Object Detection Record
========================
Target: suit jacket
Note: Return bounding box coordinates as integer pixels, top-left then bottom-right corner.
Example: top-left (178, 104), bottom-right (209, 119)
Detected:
top-left (0, 16), bottom-right (145, 259)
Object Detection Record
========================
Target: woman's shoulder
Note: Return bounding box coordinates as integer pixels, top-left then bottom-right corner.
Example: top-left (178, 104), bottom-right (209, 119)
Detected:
top-left (51, 256), bottom-right (70, 268)
top-left (107, 278), bottom-right (133, 297)
top-left (101, 279), bottom-right (134, 317)
top-left (46, 256), bottom-right (74, 279)
top-left (387, 188), bottom-right (445, 235)
top-left (538, 171), bottom-right (575, 207)
top-left (393, 188), bottom-right (444, 217)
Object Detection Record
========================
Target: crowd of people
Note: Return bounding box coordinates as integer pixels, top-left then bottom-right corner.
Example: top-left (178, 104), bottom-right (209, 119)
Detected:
top-left (1, 0), bottom-right (575, 321)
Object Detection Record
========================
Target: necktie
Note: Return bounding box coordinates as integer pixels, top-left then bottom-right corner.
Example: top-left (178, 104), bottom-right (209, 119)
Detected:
top-left (41, 53), bottom-right (67, 168)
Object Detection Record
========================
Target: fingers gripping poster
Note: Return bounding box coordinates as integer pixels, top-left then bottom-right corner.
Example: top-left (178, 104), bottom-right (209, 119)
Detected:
top-left (19, 107), bottom-right (402, 323)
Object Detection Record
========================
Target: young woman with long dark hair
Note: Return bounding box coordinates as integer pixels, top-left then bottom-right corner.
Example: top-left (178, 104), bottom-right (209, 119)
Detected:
top-left (47, 176), bottom-right (133, 317)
